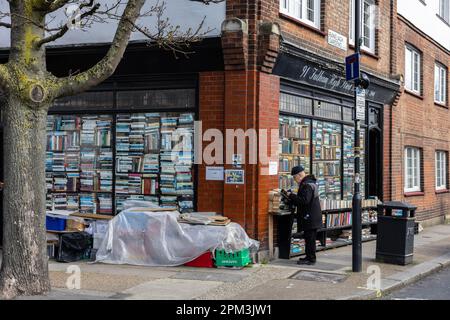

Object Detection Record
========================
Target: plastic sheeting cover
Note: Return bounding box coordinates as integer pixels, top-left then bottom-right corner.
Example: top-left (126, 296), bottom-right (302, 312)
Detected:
top-left (95, 208), bottom-right (259, 267)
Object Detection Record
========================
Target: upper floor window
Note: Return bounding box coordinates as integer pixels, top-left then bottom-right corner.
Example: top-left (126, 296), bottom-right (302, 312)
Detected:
top-left (435, 63), bottom-right (447, 105)
top-left (439, 0), bottom-right (450, 23)
top-left (280, 0), bottom-right (321, 29)
top-left (349, 0), bottom-right (376, 53)
top-left (405, 45), bottom-right (421, 94)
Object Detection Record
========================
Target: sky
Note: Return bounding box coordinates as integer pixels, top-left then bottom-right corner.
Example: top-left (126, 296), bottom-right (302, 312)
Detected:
top-left (0, 0), bottom-right (225, 48)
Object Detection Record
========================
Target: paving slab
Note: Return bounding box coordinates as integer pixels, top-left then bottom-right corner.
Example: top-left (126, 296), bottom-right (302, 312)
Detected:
top-left (120, 279), bottom-right (223, 300)
top-left (170, 271), bottom-right (247, 283)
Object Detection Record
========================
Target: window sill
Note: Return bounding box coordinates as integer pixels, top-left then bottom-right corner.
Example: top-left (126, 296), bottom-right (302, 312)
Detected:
top-left (404, 89), bottom-right (424, 100)
top-left (404, 191), bottom-right (424, 197)
top-left (435, 189), bottom-right (449, 194)
top-left (279, 13), bottom-right (326, 37)
top-left (348, 44), bottom-right (379, 60)
top-left (435, 102), bottom-right (448, 109)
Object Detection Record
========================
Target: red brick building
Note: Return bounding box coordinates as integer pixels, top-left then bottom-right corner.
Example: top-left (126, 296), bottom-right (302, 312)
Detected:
top-left (391, 0), bottom-right (450, 226)
top-left (2, 1), bottom-right (448, 258)
top-left (200, 0), bottom-right (400, 258)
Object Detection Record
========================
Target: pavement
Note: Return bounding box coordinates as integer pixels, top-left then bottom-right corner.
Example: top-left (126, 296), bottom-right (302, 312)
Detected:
top-left (8, 223), bottom-right (450, 300)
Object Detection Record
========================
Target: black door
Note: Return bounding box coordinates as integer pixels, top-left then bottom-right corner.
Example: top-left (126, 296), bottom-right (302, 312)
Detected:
top-left (367, 106), bottom-right (383, 200)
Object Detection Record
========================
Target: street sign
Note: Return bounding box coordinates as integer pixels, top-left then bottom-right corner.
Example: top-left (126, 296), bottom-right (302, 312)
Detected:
top-left (345, 53), bottom-right (360, 81)
top-left (356, 87), bottom-right (366, 121)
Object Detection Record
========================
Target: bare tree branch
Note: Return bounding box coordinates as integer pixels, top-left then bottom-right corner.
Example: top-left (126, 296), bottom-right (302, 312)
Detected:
top-left (54, 0), bottom-right (146, 98)
top-left (188, 0), bottom-right (225, 4)
top-left (35, 1), bottom-right (101, 47)
top-left (88, 1), bottom-right (215, 58)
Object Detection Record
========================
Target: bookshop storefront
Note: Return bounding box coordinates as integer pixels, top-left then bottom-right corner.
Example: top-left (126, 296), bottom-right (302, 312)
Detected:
top-left (273, 44), bottom-right (399, 207)
top-left (46, 79), bottom-right (197, 216)
top-left (0, 39), bottom-right (224, 221)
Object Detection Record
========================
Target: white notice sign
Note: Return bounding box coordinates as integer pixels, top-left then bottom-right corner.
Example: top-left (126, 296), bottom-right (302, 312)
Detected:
top-left (356, 88), bottom-right (366, 121)
top-left (328, 30), bottom-right (347, 51)
top-left (206, 167), bottom-right (224, 181)
top-left (269, 161), bottom-right (278, 176)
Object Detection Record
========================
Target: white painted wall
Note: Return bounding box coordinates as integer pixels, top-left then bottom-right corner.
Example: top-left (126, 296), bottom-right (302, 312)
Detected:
top-left (0, 0), bottom-right (225, 48)
top-left (397, 0), bottom-right (450, 51)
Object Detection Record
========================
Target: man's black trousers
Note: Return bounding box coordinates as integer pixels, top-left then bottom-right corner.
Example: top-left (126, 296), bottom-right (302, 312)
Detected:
top-left (303, 229), bottom-right (317, 262)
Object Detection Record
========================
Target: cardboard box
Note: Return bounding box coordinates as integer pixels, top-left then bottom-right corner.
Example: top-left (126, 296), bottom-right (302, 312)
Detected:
top-left (66, 219), bottom-right (86, 232)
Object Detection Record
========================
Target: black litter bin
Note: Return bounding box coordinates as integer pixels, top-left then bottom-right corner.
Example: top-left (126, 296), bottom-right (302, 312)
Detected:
top-left (276, 212), bottom-right (294, 259)
top-left (376, 201), bottom-right (416, 265)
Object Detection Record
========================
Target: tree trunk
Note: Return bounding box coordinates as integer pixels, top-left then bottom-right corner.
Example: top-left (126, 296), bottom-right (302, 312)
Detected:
top-left (0, 96), bottom-right (50, 299)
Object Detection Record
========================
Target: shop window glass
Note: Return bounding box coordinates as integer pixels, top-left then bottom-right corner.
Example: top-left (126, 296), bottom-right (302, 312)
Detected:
top-left (117, 89), bottom-right (196, 110)
top-left (46, 112), bottom-right (195, 215)
top-left (279, 116), bottom-right (311, 191)
top-left (312, 121), bottom-right (342, 200)
top-left (343, 126), bottom-right (365, 200)
top-left (280, 93), bottom-right (313, 115)
top-left (343, 107), bottom-right (354, 122)
top-left (314, 101), bottom-right (342, 121)
top-left (52, 91), bottom-right (114, 110)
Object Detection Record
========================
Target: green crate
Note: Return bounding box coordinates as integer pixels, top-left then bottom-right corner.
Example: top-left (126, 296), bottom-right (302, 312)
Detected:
top-left (215, 248), bottom-right (251, 267)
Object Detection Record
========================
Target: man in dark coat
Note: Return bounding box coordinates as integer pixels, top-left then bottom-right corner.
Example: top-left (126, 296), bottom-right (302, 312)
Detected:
top-left (289, 166), bottom-right (322, 265)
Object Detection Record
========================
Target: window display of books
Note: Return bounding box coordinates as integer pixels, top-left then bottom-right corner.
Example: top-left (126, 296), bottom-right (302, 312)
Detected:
top-left (46, 115), bottom-right (113, 215)
top-left (279, 116), bottom-right (311, 190)
top-left (47, 112), bottom-right (195, 215)
top-left (343, 126), bottom-right (366, 200)
top-left (312, 121), bottom-right (341, 200)
top-left (114, 112), bottom-right (195, 214)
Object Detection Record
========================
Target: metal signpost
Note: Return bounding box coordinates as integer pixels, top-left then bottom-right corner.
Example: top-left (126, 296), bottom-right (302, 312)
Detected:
top-left (346, 0), bottom-right (366, 273)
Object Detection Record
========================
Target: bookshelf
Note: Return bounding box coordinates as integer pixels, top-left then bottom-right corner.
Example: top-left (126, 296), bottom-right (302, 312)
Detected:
top-left (279, 116), bottom-right (311, 191)
top-left (273, 199), bottom-right (380, 259)
top-left (46, 115), bottom-right (114, 215)
top-left (45, 112), bottom-right (195, 216)
top-left (312, 121), bottom-right (342, 200)
top-left (343, 125), bottom-right (366, 200)
top-left (114, 112), bottom-right (194, 214)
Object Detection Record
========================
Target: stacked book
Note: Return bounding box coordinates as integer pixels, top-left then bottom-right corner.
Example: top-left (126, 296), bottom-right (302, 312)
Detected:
top-left (98, 194), bottom-right (113, 215)
top-left (80, 193), bottom-right (96, 214)
top-left (52, 152), bottom-right (65, 172)
top-left (145, 117), bottom-right (160, 152)
top-left (178, 213), bottom-right (230, 226)
top-left (143, 154), bottom-right (159, 173)
top-left (269, 190), bottom-right (282, 213)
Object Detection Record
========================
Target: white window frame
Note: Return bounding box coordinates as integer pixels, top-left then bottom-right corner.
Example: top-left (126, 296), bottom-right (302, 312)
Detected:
top-left (405, 46), bottom-right (421, 94)
top-left (404, 147), bottom-right (421, 193)
top-left (280, 0), bottom-right (321, 29)
top-left (439, 0), bottom-right (450, 23)
top-left (349, 0), bottom-right (376, 53)
top-left (435, 151), bottom-right (447, 190)
top-left (435, 63), bottom-right (447, 105)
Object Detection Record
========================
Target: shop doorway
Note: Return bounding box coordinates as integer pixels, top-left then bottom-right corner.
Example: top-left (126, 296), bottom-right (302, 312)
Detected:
top-left (367, 105), bottom-right (383, 200)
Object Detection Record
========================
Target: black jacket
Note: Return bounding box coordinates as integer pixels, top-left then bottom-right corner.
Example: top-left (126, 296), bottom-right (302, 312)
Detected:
top-left (289, 175), bottom-right (323, 230)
